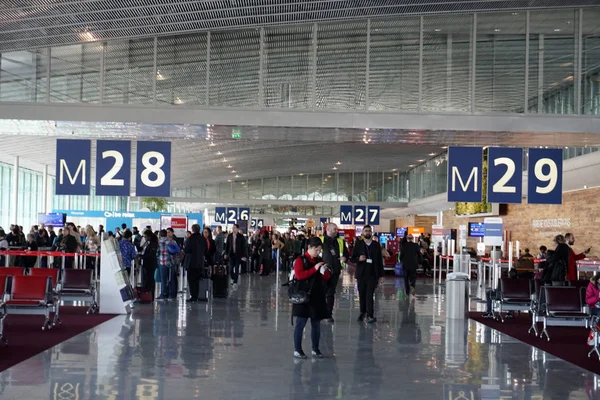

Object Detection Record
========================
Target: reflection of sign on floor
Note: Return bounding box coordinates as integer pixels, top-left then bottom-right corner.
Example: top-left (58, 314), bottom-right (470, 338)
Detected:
top-left (444, 384), bottom-right (478, 400)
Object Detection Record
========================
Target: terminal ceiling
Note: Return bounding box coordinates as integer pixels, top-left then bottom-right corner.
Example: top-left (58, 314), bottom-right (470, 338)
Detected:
top-left (1, 0), bottom-right (599, 52)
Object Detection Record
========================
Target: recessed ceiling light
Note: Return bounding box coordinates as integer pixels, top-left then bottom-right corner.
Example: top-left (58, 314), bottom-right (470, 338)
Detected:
top-left (336, 161), bottom-right (342, 165)
top-left (554, 28), bottom-right (561, 32)
top-left (434, 29), bottom-right (441, 32)
top-left (207, 124), bottom-right (212, 127)
top-left (511, 12), bottom-right (519, 16)
top-left (217, 151), bottom-right (222, 155)
top-left (391, 168), bottom-right (397, 172)
top-left (223, 158), bottom-right (228, 163)
top-left (332, 167), bottom-right (338, 170)
top-left (235, 175), bottom-right (240, 178)
top-left (494, 28), bottom-right (501, 32)
top-left (231, 170), bottom-right (236, 173)
top-left (227, 165), bottom-right (232, 168)
top-left (388, 176), bottom-right (393, 179)
top-left (209, 142), bottom-right (216, 147)
top-left (365, 128), bottom-right (369, 131)
top-left (428, 152), bottom-right (436, 156)
top-left (299, 173), bottom-right (304, 176)
top-left (241, 182), bottom-right (245, 185)
top-left (327, 175), bottom-right (332, 178)
top-left (417, 159), bottom-right (425, 162)
top-left (227, 179), bottom-right (232, 182)
top-left (408, 164), bottom-right (415, 167)
top-left (441, 146), bottom-right (448, 149)
top-left (174, 97), bottom-right (184, 104)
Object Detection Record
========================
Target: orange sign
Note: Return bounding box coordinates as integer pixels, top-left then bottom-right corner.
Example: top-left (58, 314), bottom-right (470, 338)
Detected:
top-left (408, 227), bottom-right (424, 235)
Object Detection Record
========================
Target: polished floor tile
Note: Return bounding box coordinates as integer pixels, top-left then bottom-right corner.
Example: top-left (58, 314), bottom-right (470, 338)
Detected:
top-left (0, 273), bottom-right (598, 400)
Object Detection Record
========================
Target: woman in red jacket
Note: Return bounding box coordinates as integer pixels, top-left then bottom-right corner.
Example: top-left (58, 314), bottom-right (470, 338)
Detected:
top-left (292, 236), bottom-right (331, 359)
top-left (586, 273), bottom-right (600, 315)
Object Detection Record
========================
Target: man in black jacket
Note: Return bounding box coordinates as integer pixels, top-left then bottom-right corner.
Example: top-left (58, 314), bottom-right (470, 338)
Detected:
top-left (351, 225), bottom-right (385, 323)
top-left (321, 223), bottom-right (349, 323)
top-left (184, 224), bottom-right (207, 302)
top-left (225, 224), bottom-right (247, 286)
top-left (401, 235), bottom-right (421, 298)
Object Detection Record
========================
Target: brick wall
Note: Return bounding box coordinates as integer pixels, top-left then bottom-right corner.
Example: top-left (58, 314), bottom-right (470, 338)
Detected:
top-left (442, 187), bottom-right (599, 256)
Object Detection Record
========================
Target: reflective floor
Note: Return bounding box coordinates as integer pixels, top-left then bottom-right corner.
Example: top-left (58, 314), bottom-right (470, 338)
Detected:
top-left (0, 272), bottom-right (598, 400)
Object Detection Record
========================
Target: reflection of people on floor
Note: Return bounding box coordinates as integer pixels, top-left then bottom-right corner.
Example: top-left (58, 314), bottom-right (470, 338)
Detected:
top-left (397, 300), bottom-right (421, 345)
top-left (352, 326), bottom-right (382, 398)
top-left (290, 347), bottom-right (341, 400)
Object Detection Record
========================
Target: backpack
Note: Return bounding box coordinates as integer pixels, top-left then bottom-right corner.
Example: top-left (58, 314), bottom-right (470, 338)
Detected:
top-left (167, 242), bottom-right (182, 268)
top-left (550, 259), bottom-right (568, 282)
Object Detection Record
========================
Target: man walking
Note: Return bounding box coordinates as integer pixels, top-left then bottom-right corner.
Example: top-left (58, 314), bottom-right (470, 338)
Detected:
top-left (225, 224), bottom-right (247, 287)
top-left (320, 223), bottom-right (349, 323)
top-left (214, 226), bottom-right (225, 266)
top-left (183, 224), bottom-right (207, 302)
top-left (401, 235), bottom-right (421, 299)
top-left (351, 225), bottom-right (385, 323)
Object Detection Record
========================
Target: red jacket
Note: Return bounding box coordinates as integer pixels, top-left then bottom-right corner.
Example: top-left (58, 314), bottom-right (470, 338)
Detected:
top-left (567, 248), bottom-right (586, 281)
top-left (294, 252), bottom-right (331, 282)
top-left (586, 282), bottom-right (600, 308)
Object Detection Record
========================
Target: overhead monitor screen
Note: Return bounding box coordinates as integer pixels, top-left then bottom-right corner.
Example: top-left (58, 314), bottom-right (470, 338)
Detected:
top-left (468, 222), bottom-right (485, 237)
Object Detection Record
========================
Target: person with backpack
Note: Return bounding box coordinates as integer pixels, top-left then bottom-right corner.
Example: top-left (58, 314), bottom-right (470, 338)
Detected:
top-left (157, 229), bottom-right (179, 301)
top-left (291, 236), bottom-right (331, 359)
top-left (586, 273), bottom-right (600, 316)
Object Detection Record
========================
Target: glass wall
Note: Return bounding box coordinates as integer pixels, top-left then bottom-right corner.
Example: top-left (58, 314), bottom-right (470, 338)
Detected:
top-left (1, 8), bottom-right (599, 114)
top-left (172, 171), bottom-right (409, 203)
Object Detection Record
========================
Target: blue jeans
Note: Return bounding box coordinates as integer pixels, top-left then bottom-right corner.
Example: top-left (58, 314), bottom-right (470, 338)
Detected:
top-left (294, 317), bottom-right (321, 353)
top-left (160, 265), bottom-right (178, 298)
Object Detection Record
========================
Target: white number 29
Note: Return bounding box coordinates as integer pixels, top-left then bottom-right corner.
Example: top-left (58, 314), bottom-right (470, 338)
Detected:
top-left (534, 158), bottom-right (558, 194)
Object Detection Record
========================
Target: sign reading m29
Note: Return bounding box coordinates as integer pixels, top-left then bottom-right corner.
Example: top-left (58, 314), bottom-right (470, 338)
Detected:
top-left (56, 139), bottom-right (91, 195)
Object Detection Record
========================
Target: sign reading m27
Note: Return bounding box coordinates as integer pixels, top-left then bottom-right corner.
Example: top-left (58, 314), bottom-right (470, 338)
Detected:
top-left (447, 146), bottom-right (483, 203)
top-left (56, 139), bottom-right (171, 197)
top-left (339, 205), bottom-right (380, 225)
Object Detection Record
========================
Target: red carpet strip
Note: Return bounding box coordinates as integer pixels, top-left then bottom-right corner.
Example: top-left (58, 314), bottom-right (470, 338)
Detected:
top-left (0, 306), bottom-right (116, 372)
top-left (470, 312), bottom-right (600, 375)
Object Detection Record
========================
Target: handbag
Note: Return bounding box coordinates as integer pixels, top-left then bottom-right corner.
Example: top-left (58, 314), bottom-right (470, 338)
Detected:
top-left (288, 278), bottom-right (311, 305)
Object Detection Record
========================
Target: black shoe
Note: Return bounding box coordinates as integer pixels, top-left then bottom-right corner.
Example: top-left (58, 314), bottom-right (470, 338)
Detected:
top-left (357, 314), bottom-right (365, 322)
top-left (294, 350), bottom-right (307, 359)
top-left (366, 316), bottom-right (377, 323)
top-left (311, 350), bottom-right (324, 359)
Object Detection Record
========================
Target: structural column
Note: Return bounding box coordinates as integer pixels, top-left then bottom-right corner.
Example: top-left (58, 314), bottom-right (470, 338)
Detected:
top-left (42, 164), bottom-right (49, 213)
top-left (11, 156), bottom-right (19, 224)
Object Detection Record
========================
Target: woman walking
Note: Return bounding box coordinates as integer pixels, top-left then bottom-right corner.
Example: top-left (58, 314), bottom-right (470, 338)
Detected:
top-left (292, 236), bottom-right (331, 359)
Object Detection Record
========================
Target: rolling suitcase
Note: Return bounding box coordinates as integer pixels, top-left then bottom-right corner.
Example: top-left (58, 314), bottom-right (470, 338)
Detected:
top-left (212, 265), bottom-right (229, 298)
top-left (198, 278), bottom-right (211, 302)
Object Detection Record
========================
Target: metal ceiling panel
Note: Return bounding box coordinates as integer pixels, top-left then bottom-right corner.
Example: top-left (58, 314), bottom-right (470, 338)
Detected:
top-left (1, 1), bottom-right (599, 52)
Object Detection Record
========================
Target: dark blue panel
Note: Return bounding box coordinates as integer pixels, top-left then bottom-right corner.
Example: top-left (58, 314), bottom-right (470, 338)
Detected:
top-left (368, 205), bottom-right (380, 225)
top-left (487, 147), bottom-right (523, 204)
top-left (340, 205), bottom-right (353, 225)
top-left (214, 207), bottom-right (227, 224)
top-left (55, 139), bottom-right (91, 195)
top-left (96, 140), bottom-right (131, 196)
top-left (527, 148), bottom-right (563, 205)
top-left (447, 146), bottom-right (483, 202)
top-left (135, 141), bottom-right (171, 197)
top-left (353, 205), bottom-right (367, 224)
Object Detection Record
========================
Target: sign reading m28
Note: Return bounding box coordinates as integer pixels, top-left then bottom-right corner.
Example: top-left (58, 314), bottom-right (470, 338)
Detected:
top-left (56, 139), bottom-right (91, 195)
top-left (447, 146), bottom-right (483, 202)
top-left (56, 139), bottom-right (171, 197)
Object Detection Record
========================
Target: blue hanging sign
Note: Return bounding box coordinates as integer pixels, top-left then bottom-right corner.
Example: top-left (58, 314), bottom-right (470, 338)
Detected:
top-left (447, 146), bottom-right (483, 202)
top-left (527, 148), bottom-right (563, 205)
top-left (55, 139), bottom-right (91, 195)
top-left (340, 205), bottom-right (353, 225)
top-left (214, 207), bottom-right (227, 224)
top-left (135, 141), bottom-right (171, 197)
top-left (96, 140), bottom-right (131, 196)
top-left (487, 147), bottom-right (523, 204)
